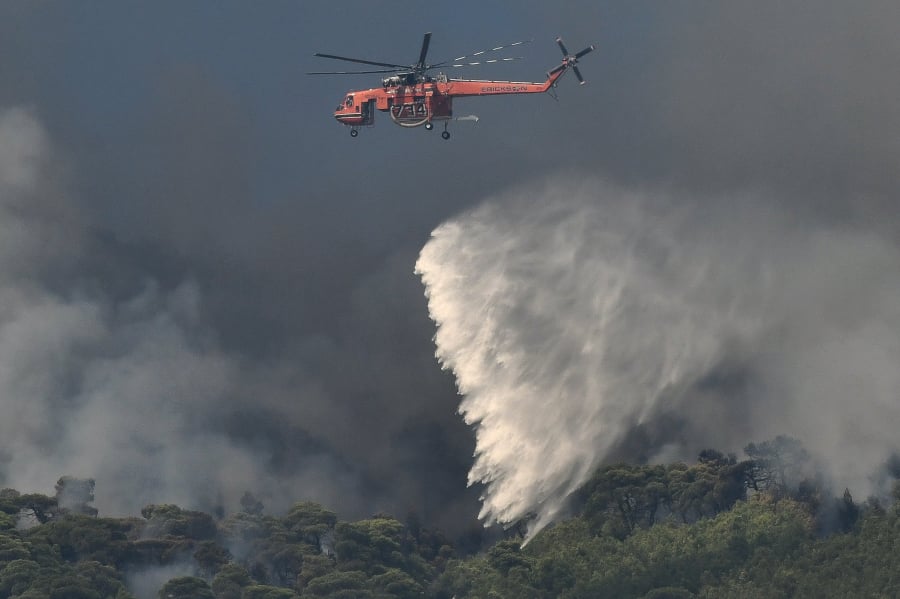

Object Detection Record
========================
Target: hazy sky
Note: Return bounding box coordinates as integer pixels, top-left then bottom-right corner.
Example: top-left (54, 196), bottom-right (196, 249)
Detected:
top-left (1, 1), bottom-right (898, 535)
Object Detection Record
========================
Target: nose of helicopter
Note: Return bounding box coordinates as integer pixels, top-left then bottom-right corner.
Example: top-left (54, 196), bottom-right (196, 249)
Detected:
top-left (333, 99), bottom-right (346, 120)
top-left (332, 95), bottom-right (366, 127)
top-left (333, 105), bottom-right (355, 124)
top-left (333, 103), bottom-right (361, 136)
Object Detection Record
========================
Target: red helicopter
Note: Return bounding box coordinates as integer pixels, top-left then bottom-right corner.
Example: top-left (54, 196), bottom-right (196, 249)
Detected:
top-left (308, 33), bottom-right (594, 139)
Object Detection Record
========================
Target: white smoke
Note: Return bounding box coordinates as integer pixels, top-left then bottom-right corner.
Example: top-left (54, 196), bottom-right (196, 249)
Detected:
top-left (0, 107), bottom-right (244, 510)
top-left (0, 106), bottom-right (368, 517)
top-left (416, 175), bottom-right (900, 537)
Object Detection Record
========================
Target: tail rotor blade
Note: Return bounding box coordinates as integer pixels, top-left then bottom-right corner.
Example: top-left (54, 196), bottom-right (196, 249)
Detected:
top-left (575, 45), bottom-right (595, 59)
top-left (547, 37), bottom-right (593, 86)
top-left (573, 66), bottom-right (585, 84)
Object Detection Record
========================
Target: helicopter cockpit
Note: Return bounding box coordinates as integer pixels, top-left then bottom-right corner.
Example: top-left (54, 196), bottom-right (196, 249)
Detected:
top-left (336, 95), bottom-right (354, 112)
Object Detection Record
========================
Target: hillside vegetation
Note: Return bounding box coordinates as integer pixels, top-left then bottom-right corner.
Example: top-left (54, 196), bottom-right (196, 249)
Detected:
top-left (1, 437), bottom-right (898, 598)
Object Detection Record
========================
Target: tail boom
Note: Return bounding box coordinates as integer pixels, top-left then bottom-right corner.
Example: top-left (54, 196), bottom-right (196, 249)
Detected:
top-left (442, 36), bottom-right (594, 98)
top-left (442, 77), bottom-right (560, 98)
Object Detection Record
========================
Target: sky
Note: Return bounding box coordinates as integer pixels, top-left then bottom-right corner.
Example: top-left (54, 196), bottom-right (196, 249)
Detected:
top-left (1, 1), bottom-right (899, 537)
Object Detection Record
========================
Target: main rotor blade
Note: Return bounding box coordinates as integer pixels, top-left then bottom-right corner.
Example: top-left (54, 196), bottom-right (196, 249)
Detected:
top-left (417, 32), bottom-right (432, 68)
top-left (556, 37), bottom-right (570, 56)
top-left (313, 53), bottom-right (409, 69)
top-left (575, 45), bottom-right (595, 59)
top-left (443, 57), bottom-right (524, 68)
top-left (573, 66), bottom-right (585, 84)
top-left (432, 39), bottom-right (533, 67)
top-left (306, 68), bottom-right (406, 75)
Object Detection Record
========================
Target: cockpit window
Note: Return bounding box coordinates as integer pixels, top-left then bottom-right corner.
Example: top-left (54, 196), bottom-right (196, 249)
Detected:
top-left (345, 96), bottom-right (353, 107)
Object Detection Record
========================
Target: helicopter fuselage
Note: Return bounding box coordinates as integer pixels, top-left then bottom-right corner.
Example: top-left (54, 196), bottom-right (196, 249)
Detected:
top-left (333, 70), bottom-right (564, 129)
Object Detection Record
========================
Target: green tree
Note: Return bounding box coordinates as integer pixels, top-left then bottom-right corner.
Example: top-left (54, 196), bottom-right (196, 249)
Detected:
top-left (668, 455), bottom-right (750, 523)
top-left (130, 537), bottom-right (193, 567)
top-left (220, 512), bottom-right (273, 545)
top-left (0, 489), bottom-right (21, 516)
top-left (0, 512), bottom-right (16, 532)
top-left (157, 575), bottom-right (214, 599)
top-left (283, 502), bottom-right (337, 550)
top-left (18, 493), bottom-right (59, 524)
top-left (211, 562), bottom-right (251, 599)
top-left (25, 515), bottom-right (135, 566)
top-left (141, 504), bottom-right (216, 540)
top-left (834, 488), bottom-right (860, 533)
top-left (256, 541), bottom-right (306, 587)
top-left (0, 534), bottom-right (31, 562)
top-left (241, 585), bottom-right (299, 599)
top-left (487, 540), bottom-right (531, 576)
top-left (301, 570), bottom-right (368, 598)
top-left (46, 577), bottom-right (102, 599)
top-left (743, 435), bottom-right (811, 498)
top-left (334, 517), bottom-right (405, 574)
top-left (296, 553), bottom-right (334, 590)
top-left (0, 559), bottom-right (40, 597)
top-left (644, 587), bottom-right (695, 599)
top-left (369, 568), bottom-right (423, 598)
top-left (531, 556), bottom-right (576, 596)
top-left (73, 560), bottom-right (132, 598)
top-left (193, 541), bottom-right (231, 578)
top-left (582, 464), bottom-right (671, 538)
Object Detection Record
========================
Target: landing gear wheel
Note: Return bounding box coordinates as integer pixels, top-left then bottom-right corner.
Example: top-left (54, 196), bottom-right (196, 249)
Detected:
top-left (425, 122), bottom-right (434, 130)
top-left (441, 131), bottom-right (450, 140)
top-left (350, 129), bottom-right (359, 137)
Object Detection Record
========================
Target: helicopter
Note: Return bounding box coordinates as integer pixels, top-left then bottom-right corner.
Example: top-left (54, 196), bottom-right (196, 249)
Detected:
top-left (308, 33), bottom-right (594, 139)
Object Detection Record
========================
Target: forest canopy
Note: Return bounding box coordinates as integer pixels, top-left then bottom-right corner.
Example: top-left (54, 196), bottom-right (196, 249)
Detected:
top-left (1, 437), bottom-right (898, 598)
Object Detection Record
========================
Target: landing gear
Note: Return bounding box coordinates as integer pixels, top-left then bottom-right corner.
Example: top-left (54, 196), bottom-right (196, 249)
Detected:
top-left (350, 128), bottom-right (359, 137)
top-left (424, 122), bottom-right (434, 130)
top-left (441, 131), bottom-right (450, 140)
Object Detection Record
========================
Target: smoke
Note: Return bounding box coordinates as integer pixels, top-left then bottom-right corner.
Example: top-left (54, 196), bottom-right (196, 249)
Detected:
top-left (125, 562), bottom-right (196, 599)
top-left (0, 105), bottom-right (473, 525)
top-left (416, 175), bottom-right (900, 537)
top-left (0, 106), bottom-right (272, 513)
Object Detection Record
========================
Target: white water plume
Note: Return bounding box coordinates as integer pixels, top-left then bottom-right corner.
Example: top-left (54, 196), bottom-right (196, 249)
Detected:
top-left (416, 176), bottom-right (900, 538)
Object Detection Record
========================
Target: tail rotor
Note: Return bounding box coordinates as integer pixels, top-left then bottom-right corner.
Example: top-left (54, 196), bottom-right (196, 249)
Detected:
top-left (549, 37), bottom-right (594, 85)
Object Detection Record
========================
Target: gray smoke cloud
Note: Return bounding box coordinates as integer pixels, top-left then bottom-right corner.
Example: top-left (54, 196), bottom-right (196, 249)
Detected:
top-left (0, 106), bottom-right (471, 526)
top-left (0, 106), bottom-right (287, 512)
top-left (416, 175), bottom-right (900, 537)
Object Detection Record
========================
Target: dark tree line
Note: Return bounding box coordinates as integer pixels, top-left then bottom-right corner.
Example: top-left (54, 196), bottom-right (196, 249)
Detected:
top-left (0, 437), bottom-right (896, 598)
